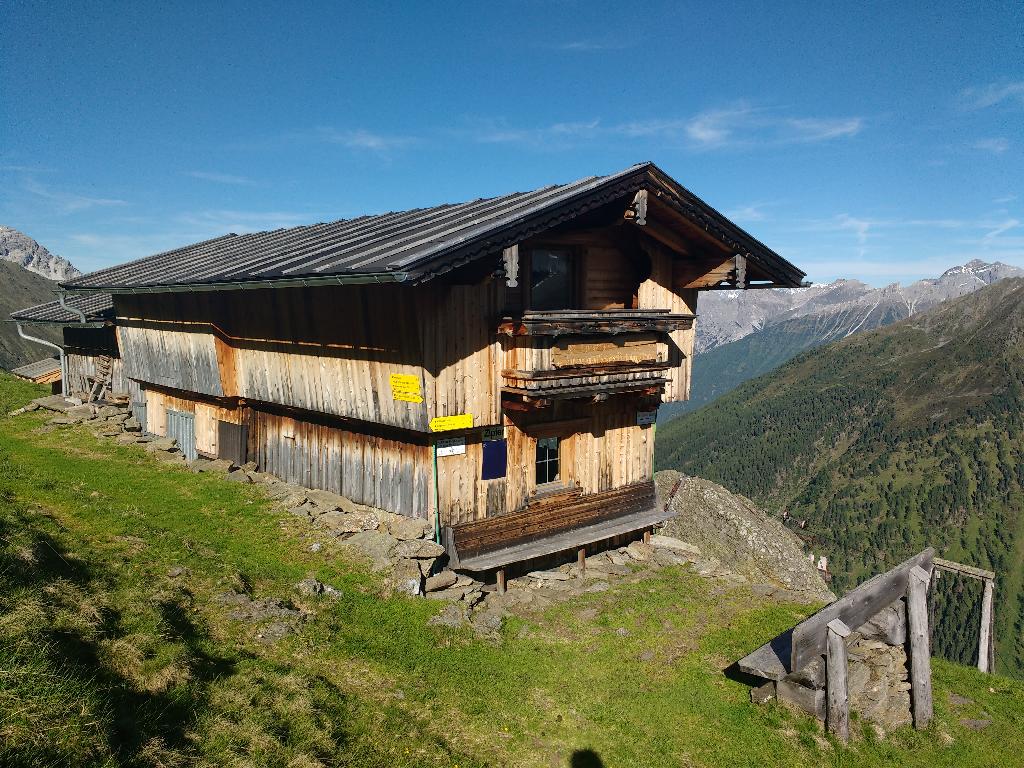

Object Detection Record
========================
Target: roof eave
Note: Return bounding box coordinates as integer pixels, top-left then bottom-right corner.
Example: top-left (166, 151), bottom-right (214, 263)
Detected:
top-left (59, 271), bottom-right (411, 295)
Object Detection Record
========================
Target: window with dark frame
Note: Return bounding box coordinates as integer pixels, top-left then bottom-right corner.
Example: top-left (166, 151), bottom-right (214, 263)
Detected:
top-left (535, 436), bottom-right (560, 485)
top-left (529, 248), bottom-right (574, 310)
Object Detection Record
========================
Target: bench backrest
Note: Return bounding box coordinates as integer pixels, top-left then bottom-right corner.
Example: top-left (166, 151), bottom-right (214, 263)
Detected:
top-left (445, 481), bottom-right (655, 565)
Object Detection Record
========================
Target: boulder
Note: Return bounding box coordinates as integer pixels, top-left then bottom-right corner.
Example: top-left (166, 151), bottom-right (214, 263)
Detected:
top-left (306, 488), bottom-right (357, 513)
top-left (294, 578), bottom-right (342, 598)
top-left (123, 417), bottom-right (141, 432)
top-left (392, 539), bottom-right (445, 560)
top-left (96, 405), bottom-right (125, 419)
top-left (427, 603), bottom-right (467, 628)
top-left (145, 437), bottom-right (177, 452)
top-left (194, 458), bottom-right (237, 473)
top-left (648, 535), bottom-right (702, 557)
top-left (384, 515), bottom-right (433, 541)
top-left (116, 432), bottom-right (140, 444)
top-left (343, 530), bottom-right (399, 572)
top-left (527, 569), bottom-right (571, 582)
top-left (225, 471), bottom-right (253, 484)
top-left (424, 570), bottom-right (458, 593)
top-left (625, 541), bottom-right (655, 562)
top-left (392, 559), bottom-right (423, 596)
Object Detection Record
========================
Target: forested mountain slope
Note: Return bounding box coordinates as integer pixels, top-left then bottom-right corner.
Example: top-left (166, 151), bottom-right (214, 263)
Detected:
top-left (0, 260), bottom-right (62, 370)
top-left (662, 260), bottom-right (1024, 421)
top-left (655, 278), bottom-right (1024, 677)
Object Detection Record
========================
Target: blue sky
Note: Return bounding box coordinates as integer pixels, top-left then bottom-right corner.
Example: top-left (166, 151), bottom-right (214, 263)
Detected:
top-left (2, 1), bottom-right (1021, 285)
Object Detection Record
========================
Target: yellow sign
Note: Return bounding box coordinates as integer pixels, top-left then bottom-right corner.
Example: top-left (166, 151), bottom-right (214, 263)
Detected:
top-left (430, 413), bottom-right (474, 432)
top-left (389, 373), bottom-right (423, 403)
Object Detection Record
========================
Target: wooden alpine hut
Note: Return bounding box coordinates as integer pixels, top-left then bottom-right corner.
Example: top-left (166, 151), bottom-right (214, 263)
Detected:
top-left (58, 162), bottom-right (804, 578)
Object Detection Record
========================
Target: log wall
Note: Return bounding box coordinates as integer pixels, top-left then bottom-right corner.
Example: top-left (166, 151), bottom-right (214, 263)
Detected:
top-left (64, 353), bottom-right (131, 398)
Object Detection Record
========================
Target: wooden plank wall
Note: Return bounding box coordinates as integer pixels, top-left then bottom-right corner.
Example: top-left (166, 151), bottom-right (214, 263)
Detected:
top-left (503, 398), bottom-right (655, 513)
top-left (142, 386), bottom-right (241, 457)
top-left (117, 286), bottom-right (451, 432)
top-left (251, 408), bottom-right (431, 517)
top-left (580, 243), bottom-right (634, 309)
top-left (637, 243), bottom-right (698, 402)
top-left (119, 324), bottom-right (224, 397)
top-left (64, 354), bottom-right (131, 397)
top-left (418, 282), bottom-right (504, 428)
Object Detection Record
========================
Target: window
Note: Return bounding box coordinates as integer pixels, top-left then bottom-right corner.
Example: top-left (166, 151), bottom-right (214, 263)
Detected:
top-left (535, 436), bottom-right (560, 485)
top-left (529, 249), bottom-right (574, 310)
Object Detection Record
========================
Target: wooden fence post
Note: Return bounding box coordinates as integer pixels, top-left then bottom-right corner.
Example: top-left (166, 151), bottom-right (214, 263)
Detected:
top-left (826, 618), bottom-right (852, 742)
top-left (907, 565), bottom-right (933, 728)
top-left (979, 578), bottom-right (994, 673)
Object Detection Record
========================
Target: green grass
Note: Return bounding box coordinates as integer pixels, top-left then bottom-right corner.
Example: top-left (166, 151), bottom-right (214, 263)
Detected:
top-left (1, 374), bottom-right (1022, 767)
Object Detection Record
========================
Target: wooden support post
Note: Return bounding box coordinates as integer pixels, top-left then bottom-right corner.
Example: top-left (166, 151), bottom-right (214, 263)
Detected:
top-left (907, 565), bottom-right (933, 729)
top-left (496, 568), bottom-right (506, 595)
top-left (826, 618), bottom-right (852, 742)
top-left (979, 578), bottom-right (994, 673)
top-left (577, 547), bottom-right (586, 574)
top-left (643, 529), bottom-right (652, 545)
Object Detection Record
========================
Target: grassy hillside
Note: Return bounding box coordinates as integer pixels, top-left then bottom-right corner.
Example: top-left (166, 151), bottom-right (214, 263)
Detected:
top-left (656, 279), bottom-right (1024, 678)
top-left (2, 374), bottom-right (1021, 766)
top-left (0, 260), bottom-right (61, 370)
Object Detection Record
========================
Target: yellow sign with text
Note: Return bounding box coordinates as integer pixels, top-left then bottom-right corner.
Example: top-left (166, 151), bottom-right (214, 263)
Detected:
top-left (429, 413), bottom-right (474, 432)
top-left (389, 373), bottom-right (423, 403)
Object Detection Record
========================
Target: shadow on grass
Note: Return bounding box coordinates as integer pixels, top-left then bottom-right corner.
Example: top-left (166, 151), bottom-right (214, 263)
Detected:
top-left (0, 492), bottom-right (238, 764)
top-left (570, 748), bottom-right (604, 767)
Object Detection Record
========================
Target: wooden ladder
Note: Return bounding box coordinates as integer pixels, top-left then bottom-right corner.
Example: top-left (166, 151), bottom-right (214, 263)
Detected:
top-left (88, 355), bottom-right (113, 403)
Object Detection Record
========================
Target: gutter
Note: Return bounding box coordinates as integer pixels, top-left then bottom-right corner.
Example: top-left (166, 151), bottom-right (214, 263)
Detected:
top-left (16, 322), bottom-right (67, 396)
top-left (57, 293), bottom-right (88, 323)
top-left (59, 271), bottom-right (410, 295)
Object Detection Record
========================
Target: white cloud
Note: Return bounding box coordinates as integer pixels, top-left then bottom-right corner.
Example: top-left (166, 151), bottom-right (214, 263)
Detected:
top-left (24, 179), bottom-right (127, 212)
top-left (549, 40), bottom-right (630, 51)
top-left (972, 137), bottom-right (1010, 153)
top-left (316, 127), bottom-right (416, 153)
top-left (467, 106), bottom-right (863, 151)
top-left (983, 218), bottom-right (1020, 241)
top-left (993, 194), bottom-right (1018, 204)
top-left (186, 170), bottom-right (257, 185)
top-left (726, 203), bottom-right (772, 222)
top-left (961, 81), bottom-right (1024, 110)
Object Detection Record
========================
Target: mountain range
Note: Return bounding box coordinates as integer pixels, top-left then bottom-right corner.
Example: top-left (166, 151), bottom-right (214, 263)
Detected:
top-left (661, 260), bottom-right (1024, 420)
top-left (0, 226), bottom-right (80, 282)
top-left (656, 278), bottom-right (1024, 677)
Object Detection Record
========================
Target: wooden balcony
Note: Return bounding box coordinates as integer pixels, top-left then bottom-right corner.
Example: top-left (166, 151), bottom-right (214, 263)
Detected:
top-left (501, 320), bottom-right (678, 400)
top-left (502, 364), bottom-right (670, 399)
top-left (498, 309), bottom-right (695, 338)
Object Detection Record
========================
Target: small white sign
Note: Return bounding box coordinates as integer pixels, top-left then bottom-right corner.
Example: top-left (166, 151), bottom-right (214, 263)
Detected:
top-left (636, 410), bottom-right (657, 426)
top-left (481, 426), bottom-right (505, 442)
top-left (436, 437), bottom-right (466, 457)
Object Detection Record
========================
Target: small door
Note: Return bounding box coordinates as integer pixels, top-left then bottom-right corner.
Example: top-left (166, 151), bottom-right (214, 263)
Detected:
top-left (166, 409), bottom-right (197, 460)
top-left (131, 402), bottom-right (147, 434)
top-left (217, 420), bottom-right (248, 466)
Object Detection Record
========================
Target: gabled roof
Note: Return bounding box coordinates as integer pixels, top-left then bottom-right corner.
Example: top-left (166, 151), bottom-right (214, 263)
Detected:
top-left (11, 357), bottom-right (61, 381)
top-left (62, 162), bottom-right (804, 293)
top-left (10, 292), bottom-right (114, 324)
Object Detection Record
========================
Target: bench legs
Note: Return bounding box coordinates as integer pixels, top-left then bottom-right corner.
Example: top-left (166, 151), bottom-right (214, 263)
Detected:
top-left (497, 568), bottom-right (506, 594)
top-left (578, 547), bottom-right (586, 574)
top-left (643, 529), bottom-right (651, 545)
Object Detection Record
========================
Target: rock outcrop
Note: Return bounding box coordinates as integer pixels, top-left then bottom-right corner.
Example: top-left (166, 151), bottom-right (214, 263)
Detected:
top-left (0, 226), bottom-right (80, 281)
top-left (656, 470), bottom-right (833, 601)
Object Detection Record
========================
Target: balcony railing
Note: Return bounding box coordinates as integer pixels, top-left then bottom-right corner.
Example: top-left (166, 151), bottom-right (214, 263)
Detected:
top-left (498, 309), bottom-right (695, 337)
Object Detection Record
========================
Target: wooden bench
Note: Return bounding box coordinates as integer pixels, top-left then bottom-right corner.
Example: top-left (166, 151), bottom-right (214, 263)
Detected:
top-left (442, 481), bottom-right (672, 584)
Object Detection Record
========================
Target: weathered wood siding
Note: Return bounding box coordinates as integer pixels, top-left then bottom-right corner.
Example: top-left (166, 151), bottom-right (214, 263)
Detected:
top-left (64, 353), bottom-right (131, 397)
top-left (418, 283), bottom-right (504, 427)
top-left (119, 324), bottom-right (224, 397)
top-left (637, 244), bottom-right (698, 402)
top-left (142, 386), bottom-right (242, 457)
top-left (251, 408), bottom-right (431, 517)
top-left (502, 398), bottom-right (655, 514)
top-left (117, 283), bottom-right (504, 432)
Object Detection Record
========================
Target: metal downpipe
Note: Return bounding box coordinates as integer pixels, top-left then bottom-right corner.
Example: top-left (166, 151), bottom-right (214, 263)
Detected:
top-left (16, 322), bottom-right (67, 396)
